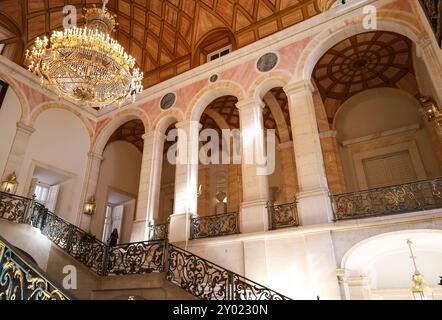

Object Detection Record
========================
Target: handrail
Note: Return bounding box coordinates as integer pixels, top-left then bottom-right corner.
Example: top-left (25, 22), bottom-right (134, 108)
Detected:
top-left (190, 212), bottom-right (240, 239)
top-left (166, 244), bottom-right (290, 300)
top-left (266, 200), bottom-right (299, 230)
top-left (148, 221), bottom-right (169, 240)
top-left (331, 177), bottom-right (442, 220)
top-left (0, 191), bottom-right (291, 300)
top-left (0, 234), bottom-right (74, 300)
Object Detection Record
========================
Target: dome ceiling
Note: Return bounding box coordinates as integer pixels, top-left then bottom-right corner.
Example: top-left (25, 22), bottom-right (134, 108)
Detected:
top-left (313, 31), bottom-right (420, 123)
top-left (0, 0), bottom-right (320, 88)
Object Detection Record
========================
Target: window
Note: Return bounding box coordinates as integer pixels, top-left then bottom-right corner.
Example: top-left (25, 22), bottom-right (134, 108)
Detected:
top-left (207, 45), bottom-right (231, 62)
top-left (34, 185), bottom-right (49, 203)
top-left (0, 44), bottom-right (4, 55)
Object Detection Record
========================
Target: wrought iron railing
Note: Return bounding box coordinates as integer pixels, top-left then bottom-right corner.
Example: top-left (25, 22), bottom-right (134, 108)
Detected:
top-left (266, 200), bottom-right (299, 230)
top-left (0, 235), bottom-right (73, 300)
top-left (0, 192), bottom-right (33, 224)
top-left (107, 240), bottom-right (166, 275)
top-left (148, 221), bottom-right (169, 240)
top-left (166, 244), bottom-right (290, 300)
top-left (190, 212), bottom-right (240, 240)
top-left (0, 191), bottom-right (291, 300)
top-left (331, 177), bottom-right (442, 220)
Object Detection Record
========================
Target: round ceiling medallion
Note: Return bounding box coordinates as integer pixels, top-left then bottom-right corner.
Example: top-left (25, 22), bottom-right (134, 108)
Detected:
top-left (160, 93), bottom-right (176, 110)
top-left (257, 53), bottom-right (278, 72)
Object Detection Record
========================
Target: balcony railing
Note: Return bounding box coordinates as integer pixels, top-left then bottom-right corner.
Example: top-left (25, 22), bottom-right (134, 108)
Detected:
top-left (0, 191), bottom-right (291, 300)
top-left (148, 221), bottom-right (169, 240)
top-left (267, 200), bottom-right (299, 230)
top-left (166, 244), bottom-right (290, 300)
top-left (0, 234), bottom-right (72, 300)
top-left (190, 212), bottom-right (240, 240)
top-left (331, 177), bottom-right (442, 221)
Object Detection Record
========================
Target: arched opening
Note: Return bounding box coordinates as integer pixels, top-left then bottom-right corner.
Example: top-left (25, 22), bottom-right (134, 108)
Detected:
top-left (311, 31), bottom-right (442, 194)
top-left (91, 119), bottom-right (145, 245)
top-left (197, 95), bottom-right (242, 216)
top-left (341, 230), bottom-right (442, 300)
top-left (335, 88), bottom-right (440, 191)
top-left (22, 108), bottom-right (90, 223)
top-left (262, 87), bottom-right (298, 204)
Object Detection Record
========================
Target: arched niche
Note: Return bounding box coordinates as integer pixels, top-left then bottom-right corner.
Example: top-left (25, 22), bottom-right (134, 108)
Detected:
top-left (335, 88), bottom-right (441, 191)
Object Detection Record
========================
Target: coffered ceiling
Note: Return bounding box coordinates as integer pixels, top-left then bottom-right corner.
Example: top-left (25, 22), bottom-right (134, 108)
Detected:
top-left (0, 0), bottom-right (320, 88)
top-left (312, 31), bottom-right (419, 123)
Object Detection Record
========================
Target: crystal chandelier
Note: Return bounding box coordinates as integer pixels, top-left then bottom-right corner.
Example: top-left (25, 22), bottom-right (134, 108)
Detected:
top-left (25, 0), bottom-right (143, 109)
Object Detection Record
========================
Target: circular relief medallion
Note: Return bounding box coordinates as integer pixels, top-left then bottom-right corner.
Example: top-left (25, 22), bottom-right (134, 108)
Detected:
top-left (160, 93), bottom-right (176, 110)
top-left (257, 53), bottom-right (278, 72)
top-left (209, 74), bottom-right (219, 83)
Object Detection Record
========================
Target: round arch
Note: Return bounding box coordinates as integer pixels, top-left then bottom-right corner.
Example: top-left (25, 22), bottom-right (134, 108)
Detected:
top-left (30, 102), bottom-right (94, 140)
top-left (341, 229), bottom-right (442, 278)
top-left (151, 108), bottom-right (184, 134)
top-left (92, 108), bottom-right (149, 155)
top-left (185, 81), bottom-right (245, 122)
top-left (295, 11), bottom-right (428, 81)
top-left (0, 71), bottom-right (30, 123)
top-left (247, 70), bottom-right (292, 101)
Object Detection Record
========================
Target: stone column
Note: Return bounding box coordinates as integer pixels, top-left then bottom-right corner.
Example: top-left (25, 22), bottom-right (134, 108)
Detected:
top-left (320, 130), bottom-right (346, 195)
top-left (78, 151), bottom-right (103, 231)
top-left (237, 98), bottom-right (270, 233)
top-left (284, 80), bottom-right (333, 225)
top-left (131, 130), bottom-right (165, 242)
top-left (2, 122), bottom-right (35, 194)
top-left (169, 120), bottom-right (200, 243)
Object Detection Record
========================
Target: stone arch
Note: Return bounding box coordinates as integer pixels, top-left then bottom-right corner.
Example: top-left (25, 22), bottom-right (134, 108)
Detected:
top-left (151, 108), bottom-right (184, 134)
top-left (295, 11), bottom-right (427, 81)
top-left (185, 81), bottom-right (245, 122)
top-left (30, 102), bottom-right (94, 140)
top-left (247, 70), bottom-right (292, 101)
top-left (92, 108), bottom-right (149, 155)
top-left (0, 70), bottom-right (30, 124)
top-left (339, 229), bottom-right (442, 299)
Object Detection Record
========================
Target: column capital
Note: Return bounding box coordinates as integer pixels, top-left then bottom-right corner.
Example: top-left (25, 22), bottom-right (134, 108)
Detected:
top-left (175, 119), bottom-right (202, 130)
top-left (319, 130), bottom-right (337, 139)
top-left (142, 130), bottom-right (165, 141)
top-left (336, 268), bottom-right (350, 281)
top-left (284, 80), bottom-right (315, 96)
top-left (16, 122), bottom-right (35, 135)
top-left (87, 151), bottom-right (104, 161)
top-left (235, 98), bottom-right (265, 111)
top-left (417, 36), bottom-right (433, 50)
top-left (277, 140), bottom-right (293, 150)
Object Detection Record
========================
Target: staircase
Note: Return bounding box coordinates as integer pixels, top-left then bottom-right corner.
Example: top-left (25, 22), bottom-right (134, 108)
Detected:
top-left (0, 191), bottom-right (291, 300)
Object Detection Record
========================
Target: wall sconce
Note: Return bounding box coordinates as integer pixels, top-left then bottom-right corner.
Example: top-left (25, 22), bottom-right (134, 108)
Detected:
top-left (407, 240), bottom-right (434, 300)
top-left (83, 196), bottom-right (96, 215)
top-left (420, 96), bottom-right (442, 124)
top-left (0, 172), bottom-right (18, 194)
